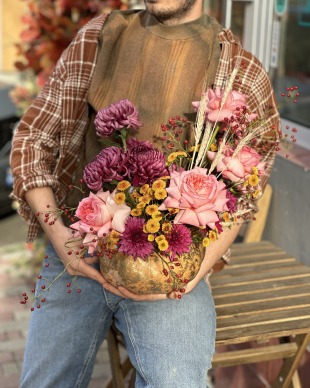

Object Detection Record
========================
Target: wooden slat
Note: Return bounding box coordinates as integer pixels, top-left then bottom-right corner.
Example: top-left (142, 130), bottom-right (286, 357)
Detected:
top-left (213, 285), bottom-right (310, 307)
top-left (231, 241), bottom-right (274, 250)
top-left (219, 253), bottom-right (296, 266)
top-left (215, 295), bottom-right (310, 319)
top-left (215, 319), bottom-right (310, 346)
top-left (212, 342), bottom-right (298, 368)
top-left (213, 276), bottom-right (310, 298)
top-left (231, 249), bottom-right (286, 260)
top-left (212, 260), bottom-right (305, 279)
top-left (211, 267), bottom-right (310, 289)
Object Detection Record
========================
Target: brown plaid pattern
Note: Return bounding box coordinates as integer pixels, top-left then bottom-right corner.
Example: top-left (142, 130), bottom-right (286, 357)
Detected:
top-left (10, 15), bottom-right (280, 243)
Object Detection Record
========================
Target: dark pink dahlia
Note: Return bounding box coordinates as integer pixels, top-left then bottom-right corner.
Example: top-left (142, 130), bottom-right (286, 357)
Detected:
top-left (128, 145), bottom-right (168, 186)
top-left (95, 100), bottom-right (143, 138)
top-left (165, 225), bottom-right (192, 260)
top-left (226, 191), bottom-right (237, 213)
top-left (119, 217), bottom-right (154, 260)
top-left (83, 146), bottom-right (130, 190)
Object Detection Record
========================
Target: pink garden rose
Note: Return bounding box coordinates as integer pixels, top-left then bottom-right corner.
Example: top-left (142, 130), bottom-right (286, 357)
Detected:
top-left (192, 87), bottom-right (257, 123)
top-left (71, 190), bottom-right (131, 253)
top-left (207, 145), bottom-right (266, 183)
top-left (158, 166), bottom-right (229, 229)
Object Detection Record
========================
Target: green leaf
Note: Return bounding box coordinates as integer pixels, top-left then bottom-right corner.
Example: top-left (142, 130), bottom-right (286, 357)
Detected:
top-left (98, 139), bottom-right (122, 148)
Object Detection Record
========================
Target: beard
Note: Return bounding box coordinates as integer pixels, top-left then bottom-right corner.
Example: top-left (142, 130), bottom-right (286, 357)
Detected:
top-left (144, 0), bottom-right (198, 23)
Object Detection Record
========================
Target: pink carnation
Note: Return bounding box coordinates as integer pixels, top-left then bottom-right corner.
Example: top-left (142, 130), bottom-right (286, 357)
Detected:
top-left (192, 87), bottom-right (257, 123)
top-left (71, 190), bottom-right (131, 254)
top-left (159, 166), bottom-right (229, 230)
top-left (119, 217), bottom-right (154, 260)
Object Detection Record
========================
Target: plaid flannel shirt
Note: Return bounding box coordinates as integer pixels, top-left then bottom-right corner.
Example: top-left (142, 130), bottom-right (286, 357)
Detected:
top-left (10, 13), bottom-right (280, 243)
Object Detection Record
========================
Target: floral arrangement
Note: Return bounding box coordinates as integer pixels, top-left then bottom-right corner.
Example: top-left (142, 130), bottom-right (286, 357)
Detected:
top-left (20, 64), bottom-right (301, 308)
top-left (10, 0), bottom-right (128, 115)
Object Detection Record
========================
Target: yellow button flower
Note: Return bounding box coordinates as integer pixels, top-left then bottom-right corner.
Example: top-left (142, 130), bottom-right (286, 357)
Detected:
top-left (117, 180), bottom-right (131, 191)
top-left (114, 192), bottom-right (126, 205)
top-left (168, 207), bottom-right (179, 214)
top-left (253, 189), bottom-right (261, 199)
top-left (131, 209), bottom-right (142, 217)
top-left (162, 222), bottom-right (172, 233)
top-left (140, 184), bottom-right (149, 195)
top-left (152, 180), bottom-right (166, 190)
top-left (146, 219), bottom-right (160, 233)
top-left (167, 153), bottom-right (178, 164)
top-left (209, 230), bottom-right (217, 242)
top-left (203, 237), bottom-right (210, 247)
top-left (155, 235), bottom-right (166, 243)
top-left (155, 188), bottom-right (167, 200)
top-left (137, 202), bottom-right (146, 209)
top-left (146, 204), bottom-right (158, 215)
top-left (152, 211), bottom-right (163, 221)
top-left (210, 144), bottom-right (218, 152)
top-left (223, 212), bottom-right (230, 222)
top-left (109, 231), bottom-right (120, 242)
top-left (252, 166), bottom-right (258, 175)
top-left (249, 174), bottom-right (259, 187)
top-left (148, 234), bottom-right (155, 242)
top-left (189, 145), bottom-right (200, 152)
top-left (158, 240), bottom-right (169, 251)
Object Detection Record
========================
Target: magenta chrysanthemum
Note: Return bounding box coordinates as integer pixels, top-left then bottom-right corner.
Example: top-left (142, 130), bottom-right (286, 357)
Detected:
top-left (127, 137), bottom-right (153, 150)
top-left (165, 225), bottom-right (192, 260)
top-left (119, 217), bottom-right (154, 261)
top-left (226, 191), bottom-right (237, 213)
top-left (83, 147), bottom-right (130, 190)
top-left (95, 100), bottom-right (143, 138)
top-left (128, 144), bottom-right (168, 186)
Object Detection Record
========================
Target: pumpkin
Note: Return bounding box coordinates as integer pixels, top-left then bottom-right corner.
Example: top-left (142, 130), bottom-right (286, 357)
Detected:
top-left (99, 243), bottom-right (205, 294)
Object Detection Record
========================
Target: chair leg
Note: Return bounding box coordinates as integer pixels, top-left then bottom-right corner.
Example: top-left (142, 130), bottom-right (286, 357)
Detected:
top-left (128, 369), bottom-right (136, 388)
top-left (272, 332), bottom-right (310, 388)
top-left (106, 327), bottom-right (124, 388)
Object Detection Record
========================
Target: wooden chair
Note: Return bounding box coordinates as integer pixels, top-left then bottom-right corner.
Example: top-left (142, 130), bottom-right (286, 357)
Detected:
top-left (103, 186), bottom-right (310, 388)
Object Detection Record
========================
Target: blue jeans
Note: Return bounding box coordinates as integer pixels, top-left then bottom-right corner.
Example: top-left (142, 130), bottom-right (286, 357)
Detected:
top-left (20, 242), bottom-right (216, 388)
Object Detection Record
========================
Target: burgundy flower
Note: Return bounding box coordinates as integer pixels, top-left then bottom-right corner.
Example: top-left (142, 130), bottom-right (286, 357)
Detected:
top-left (165, 225), bottom-right (192, 260)
top-left (83, 147), bottom-right (130, 190)
top-left (226, 191), bottom-right (237, 213)
top-left (215, 220), bottom-right (223, 234)
top-left (95, 100), bottom-right (143, 138)
top-left (119, 217), bottom-right (154, 260)
top-left (128, 145), bottom-right (168, 186)
top-left (127, 137), bottom-right (153, 150)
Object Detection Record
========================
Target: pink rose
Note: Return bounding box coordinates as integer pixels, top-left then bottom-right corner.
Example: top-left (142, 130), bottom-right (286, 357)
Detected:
top-left (158, 166), bottom-right (229, 229)
top-left (192, 87), bottom-right (258, 123)
top-left (207, 145), bottom-right (266, 183)
top-left (237, 145), bottom-right (266, 175)
top-left (71, 190), bottom-right (131, 253)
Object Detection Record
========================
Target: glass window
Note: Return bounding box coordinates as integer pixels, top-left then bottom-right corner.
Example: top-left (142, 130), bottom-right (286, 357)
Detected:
top-left (270, 0), bottom-right (310, 128)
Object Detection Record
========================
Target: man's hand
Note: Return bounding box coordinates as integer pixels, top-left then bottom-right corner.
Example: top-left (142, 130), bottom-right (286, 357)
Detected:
top-left (102, 282), bottom-right (189, 301)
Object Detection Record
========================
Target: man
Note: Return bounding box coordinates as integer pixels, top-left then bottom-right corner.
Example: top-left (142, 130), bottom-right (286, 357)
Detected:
top-left (10, 1), bottom-right (279, 387)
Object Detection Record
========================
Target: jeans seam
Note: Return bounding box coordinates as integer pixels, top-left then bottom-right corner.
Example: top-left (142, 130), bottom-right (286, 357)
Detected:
top-left (75, 308), bottom-right (110, 388)
top-left (120, 302), bottom-right (151, 388)
top-left (102, 288), bottom-right (116, 312)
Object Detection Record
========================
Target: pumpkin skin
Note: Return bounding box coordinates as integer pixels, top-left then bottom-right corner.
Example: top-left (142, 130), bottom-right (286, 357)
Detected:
top-left (99, 243), bottom-right (205, 294)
